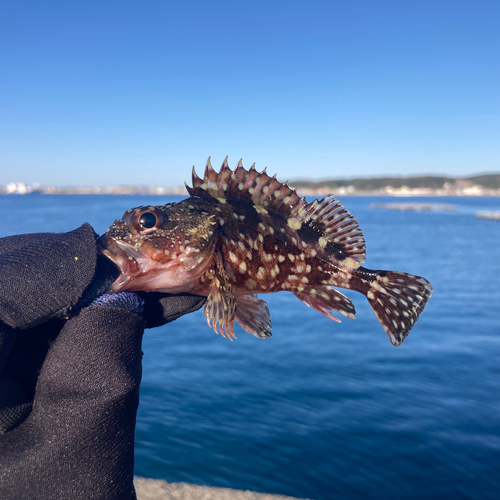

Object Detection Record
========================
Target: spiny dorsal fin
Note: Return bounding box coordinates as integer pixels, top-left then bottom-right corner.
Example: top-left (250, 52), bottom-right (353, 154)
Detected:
top-left (185, 157), bottom-right (308, 216)
top-left (185, 158), bottom-right (365, 261)
top-left (299, 195), bottom-right (366, 263)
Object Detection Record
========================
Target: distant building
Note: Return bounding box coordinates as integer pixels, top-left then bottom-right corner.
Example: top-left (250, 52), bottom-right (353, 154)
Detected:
top-left (5, 182), bottom-right (30, 194)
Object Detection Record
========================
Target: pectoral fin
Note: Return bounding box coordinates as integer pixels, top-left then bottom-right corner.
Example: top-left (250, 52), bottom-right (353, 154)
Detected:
top-left (204, 255), bottom-right (237, 339)
top-left (204, 255), bottom-right (272, 340)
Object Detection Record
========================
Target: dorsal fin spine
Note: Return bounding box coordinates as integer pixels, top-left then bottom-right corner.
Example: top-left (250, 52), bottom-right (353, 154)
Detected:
top-left (192, 166), bottom-right (203, 188)
top-left (185, 159), bottom-right (364, 262)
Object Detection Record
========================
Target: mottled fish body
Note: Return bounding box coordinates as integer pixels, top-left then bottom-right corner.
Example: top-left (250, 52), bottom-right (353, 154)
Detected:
top-left (98, 158), bottom-right (432, 346)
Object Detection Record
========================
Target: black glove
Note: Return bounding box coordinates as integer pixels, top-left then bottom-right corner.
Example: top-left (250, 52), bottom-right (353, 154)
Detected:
top-left (0, 224), bottom-right (205, 499)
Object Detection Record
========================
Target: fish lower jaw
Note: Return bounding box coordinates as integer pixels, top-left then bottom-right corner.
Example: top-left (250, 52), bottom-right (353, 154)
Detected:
top-left (97, 238), bottom-right (141, 276)
top-left (110, 267), bottom-right (208, 295)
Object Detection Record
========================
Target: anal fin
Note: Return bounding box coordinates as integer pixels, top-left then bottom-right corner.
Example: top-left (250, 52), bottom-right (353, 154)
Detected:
top-left (235, 294), bottom-right (272, 339)
top-left (294, 286), bottom-right (356, 322)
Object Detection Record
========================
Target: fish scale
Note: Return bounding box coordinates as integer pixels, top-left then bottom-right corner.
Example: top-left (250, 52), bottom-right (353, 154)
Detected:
top-left (97, 157), bottom-right (433, 346)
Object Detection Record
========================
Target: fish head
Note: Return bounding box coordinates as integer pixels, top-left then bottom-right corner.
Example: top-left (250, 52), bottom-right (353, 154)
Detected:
top-left (97, 201), bottom-right (217, 293)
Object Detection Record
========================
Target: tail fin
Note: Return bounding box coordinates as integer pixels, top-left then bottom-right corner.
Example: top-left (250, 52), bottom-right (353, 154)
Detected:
top-left (365, 271), bottom-right (432, 346)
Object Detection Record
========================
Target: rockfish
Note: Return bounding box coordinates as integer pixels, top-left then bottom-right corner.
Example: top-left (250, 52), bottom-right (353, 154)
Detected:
top-left (97, 158), bottom-right (432, 346)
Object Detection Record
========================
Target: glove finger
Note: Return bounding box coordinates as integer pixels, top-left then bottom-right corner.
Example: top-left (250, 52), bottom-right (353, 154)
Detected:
top-left (0, 323), bottom-right (30, 434)
top-left (0, 224), bottom-right (98, 329)
top-left (0, 319), bottom-right (65, 433)
top-left (137, 292), bottom-right (206, 329)
top-left (0, 306), bottom-right (144, 499)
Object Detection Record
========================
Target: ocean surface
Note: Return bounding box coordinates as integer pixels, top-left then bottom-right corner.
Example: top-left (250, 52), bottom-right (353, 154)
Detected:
top-left (1, 194), bottom-right (499, 500)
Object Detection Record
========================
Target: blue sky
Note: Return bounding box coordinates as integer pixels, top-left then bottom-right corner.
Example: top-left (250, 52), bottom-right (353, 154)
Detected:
top-left (1, 0), bottom-right (499, 187)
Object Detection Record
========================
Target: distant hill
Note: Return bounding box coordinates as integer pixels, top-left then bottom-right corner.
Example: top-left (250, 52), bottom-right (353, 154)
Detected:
top-left (289, 173), bottom-right (500, 191)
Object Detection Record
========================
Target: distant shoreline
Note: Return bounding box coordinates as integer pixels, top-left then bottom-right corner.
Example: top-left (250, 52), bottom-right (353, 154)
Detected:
top-left (1, 188), bottom-right (499, 197)
top-left (3, 172), bottom-right (500, 197)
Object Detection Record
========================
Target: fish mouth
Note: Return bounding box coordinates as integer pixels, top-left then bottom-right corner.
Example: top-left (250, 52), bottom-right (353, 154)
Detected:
top-left (96, 235), bottom-right (141, 291)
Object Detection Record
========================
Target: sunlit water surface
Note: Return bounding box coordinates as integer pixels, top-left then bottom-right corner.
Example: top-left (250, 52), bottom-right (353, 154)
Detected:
top-left (1, 194), bottom-right (499, 499)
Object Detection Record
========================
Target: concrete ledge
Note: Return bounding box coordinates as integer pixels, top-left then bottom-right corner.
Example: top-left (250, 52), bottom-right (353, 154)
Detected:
top-left (134, 477), bottom-right (311, 500)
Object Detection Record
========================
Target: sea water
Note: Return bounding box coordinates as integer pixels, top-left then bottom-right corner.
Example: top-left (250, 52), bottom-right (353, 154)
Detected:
top-left (1, 194), bottom-right (499, 499)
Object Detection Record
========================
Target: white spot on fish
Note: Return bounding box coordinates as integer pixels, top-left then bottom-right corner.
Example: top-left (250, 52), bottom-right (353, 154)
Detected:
top-left (287, 218), bottom-right (302, 230)
top-left (239, 261), bottom-right (247, 273)
top-left (344, 258), bottom-right (360, 269)
top-left (262, 252), bottom-right (274, 262)
top-left (318, 237), bottom-right (327, 248)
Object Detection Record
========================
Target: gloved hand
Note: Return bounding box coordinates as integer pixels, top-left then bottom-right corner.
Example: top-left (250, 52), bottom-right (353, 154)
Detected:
top-left (0, 223), bottom-right (205, 499)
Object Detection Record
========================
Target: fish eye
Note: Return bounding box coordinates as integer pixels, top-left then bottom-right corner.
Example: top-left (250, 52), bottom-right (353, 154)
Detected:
top-left (139, 212), bottom-right (157, 229)
top-left (126, 206), bottom-right (166, 234)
